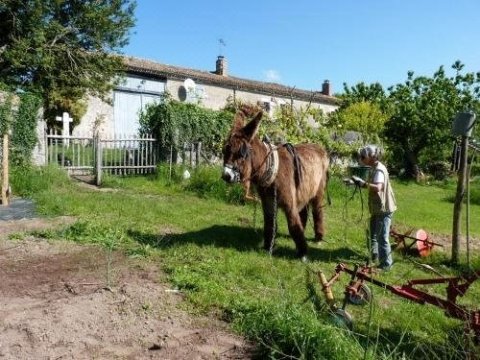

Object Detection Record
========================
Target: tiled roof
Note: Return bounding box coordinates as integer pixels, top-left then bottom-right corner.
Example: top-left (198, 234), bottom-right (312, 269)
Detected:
top-left (124, 56), bottom-right (339, 105)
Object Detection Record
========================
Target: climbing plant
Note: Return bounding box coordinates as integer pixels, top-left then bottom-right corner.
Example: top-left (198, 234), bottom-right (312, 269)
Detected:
top-left (11, 93), bottom-right (42, 166)
top-left (138, 93), bottom-right (234, 159)
top-left (0, 88), bottom-right (42, 167)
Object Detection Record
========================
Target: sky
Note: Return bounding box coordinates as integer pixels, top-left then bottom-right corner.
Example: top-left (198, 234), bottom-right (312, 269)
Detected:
top-left (123, 0), bottom-right (480, 95)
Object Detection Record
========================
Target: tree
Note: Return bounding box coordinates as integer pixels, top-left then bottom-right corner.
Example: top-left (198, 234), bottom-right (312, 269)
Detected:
top-left (330, 101), bottom-right (389, 144)
top-left (338, 81), bottom-right (390, 112)
top-left (0, 0), bottom-right (136, 128)
top-left (384, 62), bottom-right (480, 178)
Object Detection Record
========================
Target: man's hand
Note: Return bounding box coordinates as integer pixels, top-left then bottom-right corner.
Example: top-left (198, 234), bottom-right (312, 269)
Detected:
top-left (351, 175), bottom-right (366, 188)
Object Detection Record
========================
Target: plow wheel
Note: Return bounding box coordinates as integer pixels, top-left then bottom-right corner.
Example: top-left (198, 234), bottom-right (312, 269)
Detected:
top-left (348, 284), bottom-right (372, 305)
top-left (331, 308), bottom-right (353, 330)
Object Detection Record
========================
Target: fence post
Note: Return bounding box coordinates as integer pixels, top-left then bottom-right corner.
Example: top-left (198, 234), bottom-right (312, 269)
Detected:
top-left (1, 132), bottom-right (10, 206)
top-left (95, 132), bottom-right (103, 186)
top-left (196, 142), bottom-right (202, 167)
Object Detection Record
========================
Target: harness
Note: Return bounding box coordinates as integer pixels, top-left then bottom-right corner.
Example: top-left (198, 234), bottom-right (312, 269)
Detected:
top-left (284, 143), bottom-right (302, 188)
top-left (257, 142), bottom-right (279, 187)
top-left (226, 140), bottom-right (305, 191)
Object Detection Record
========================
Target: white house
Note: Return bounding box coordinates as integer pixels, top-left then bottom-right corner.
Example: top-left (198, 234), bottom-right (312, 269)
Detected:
top-left (74, 55), bottom-right (339, 136)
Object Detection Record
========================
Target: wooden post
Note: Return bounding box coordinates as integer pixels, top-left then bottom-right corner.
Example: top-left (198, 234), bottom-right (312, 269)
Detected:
top-left (451, 135), bottom-right (468, 264)
top-left (2, 133), bottom-right (9, 206)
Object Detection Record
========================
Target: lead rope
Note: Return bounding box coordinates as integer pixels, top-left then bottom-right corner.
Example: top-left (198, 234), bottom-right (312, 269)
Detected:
top-left (252, 187), bottom-right (259, 233)
top-left (269, 184), bottom-right (278, 255)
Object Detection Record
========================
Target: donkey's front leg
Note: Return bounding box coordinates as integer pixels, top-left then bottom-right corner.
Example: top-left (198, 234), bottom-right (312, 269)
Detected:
top-left (260, 190), bottom-right (277, 254)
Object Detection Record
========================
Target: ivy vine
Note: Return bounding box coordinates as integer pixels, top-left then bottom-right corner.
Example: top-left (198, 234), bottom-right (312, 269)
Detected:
top-left (139, 93), bottom-right (234, 158)
top-left (138, 92), bottom-right (357, 168)
top-left (0, 87), bottom-right (42, 167)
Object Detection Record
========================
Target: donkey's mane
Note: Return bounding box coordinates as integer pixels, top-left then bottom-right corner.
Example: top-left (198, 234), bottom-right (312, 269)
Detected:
top-left (238, 105), bottom-right (262, 119)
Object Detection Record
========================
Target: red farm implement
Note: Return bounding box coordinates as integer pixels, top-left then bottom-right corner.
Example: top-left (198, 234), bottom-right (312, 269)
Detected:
top-left (390, 228), bottom-right (443, 257)
top-left (318, 263), bottom-right (480, 343)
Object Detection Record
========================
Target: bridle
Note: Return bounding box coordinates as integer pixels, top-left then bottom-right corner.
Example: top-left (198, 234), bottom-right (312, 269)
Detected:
top-left (224, 140), bottom-right (279, 187)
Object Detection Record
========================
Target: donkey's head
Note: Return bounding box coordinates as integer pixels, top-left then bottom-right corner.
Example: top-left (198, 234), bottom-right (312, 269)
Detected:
top-left (221, 107), bottom-right (263, 183)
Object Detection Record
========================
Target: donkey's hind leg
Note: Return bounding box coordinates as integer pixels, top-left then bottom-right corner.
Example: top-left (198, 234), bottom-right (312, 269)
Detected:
top-left (299, 206), bottom-right (309, 229)
top-left (311, 196), bottom-right (325, 243)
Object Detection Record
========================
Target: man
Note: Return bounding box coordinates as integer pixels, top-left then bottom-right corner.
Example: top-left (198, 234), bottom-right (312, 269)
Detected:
top-left (352, 145), bottom-right (397, 270)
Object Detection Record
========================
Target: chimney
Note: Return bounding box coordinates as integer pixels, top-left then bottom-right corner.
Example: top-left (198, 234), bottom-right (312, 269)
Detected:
top-left (215, 56), bottom-right (227, 76)
top-left (321, 80), bottom-right (331, 96)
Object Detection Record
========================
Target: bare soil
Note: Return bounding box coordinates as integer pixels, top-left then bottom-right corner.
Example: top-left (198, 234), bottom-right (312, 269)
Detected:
top-left (0, 218), bottom-right (256, 360)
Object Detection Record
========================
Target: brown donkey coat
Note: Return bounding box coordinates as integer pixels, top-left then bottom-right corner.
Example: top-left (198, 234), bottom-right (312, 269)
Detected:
top-left (222, 107), bottom-right (330, 259)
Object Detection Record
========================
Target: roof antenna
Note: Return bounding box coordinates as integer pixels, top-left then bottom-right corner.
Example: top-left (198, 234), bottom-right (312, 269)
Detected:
top-left (218, 38), bottom-right (226, 56)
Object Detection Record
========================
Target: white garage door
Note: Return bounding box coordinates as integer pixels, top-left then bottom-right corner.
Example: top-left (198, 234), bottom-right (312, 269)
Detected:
top-left (113, 75), bottom-right (165, 136)
top-left (113, 91), bottom-right (160, 135)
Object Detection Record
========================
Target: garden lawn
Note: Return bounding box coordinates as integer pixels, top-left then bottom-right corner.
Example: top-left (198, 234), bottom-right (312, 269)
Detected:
top-left (12, 165), bottom-right (480, 359)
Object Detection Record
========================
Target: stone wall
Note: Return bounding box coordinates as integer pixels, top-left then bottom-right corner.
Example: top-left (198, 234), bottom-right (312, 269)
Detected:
top-left (73, 94), bottom-right (114, 136)
top-left (32, 116), bottom-right (46, 166)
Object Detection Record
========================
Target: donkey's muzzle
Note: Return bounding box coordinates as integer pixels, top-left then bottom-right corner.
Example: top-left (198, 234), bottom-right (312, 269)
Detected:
top-left (222, 165), bottom-right (240, 183)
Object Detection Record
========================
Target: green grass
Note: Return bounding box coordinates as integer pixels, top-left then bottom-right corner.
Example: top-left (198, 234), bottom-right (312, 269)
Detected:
top-left (10, 164), bottom-right (480, 359)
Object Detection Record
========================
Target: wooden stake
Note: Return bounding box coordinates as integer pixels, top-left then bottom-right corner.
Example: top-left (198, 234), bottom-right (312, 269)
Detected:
top-left (2, 133), bottom-right (9, 206)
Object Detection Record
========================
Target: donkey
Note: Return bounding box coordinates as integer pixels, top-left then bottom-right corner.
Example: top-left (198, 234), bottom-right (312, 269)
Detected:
top-left (221, 106), bottom-right (330, 260)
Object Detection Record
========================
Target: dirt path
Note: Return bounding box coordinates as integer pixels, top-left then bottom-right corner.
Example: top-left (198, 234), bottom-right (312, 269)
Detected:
top-left (0, 219), bottom-right (255, 359)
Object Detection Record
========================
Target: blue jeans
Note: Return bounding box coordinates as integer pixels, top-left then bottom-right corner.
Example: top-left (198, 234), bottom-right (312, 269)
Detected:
top-left (369, 212), bottom-right (393, 268)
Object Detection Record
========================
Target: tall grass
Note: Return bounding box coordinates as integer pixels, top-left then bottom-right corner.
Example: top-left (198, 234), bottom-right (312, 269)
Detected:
top-left (10, 164), bottom-right (480, 359)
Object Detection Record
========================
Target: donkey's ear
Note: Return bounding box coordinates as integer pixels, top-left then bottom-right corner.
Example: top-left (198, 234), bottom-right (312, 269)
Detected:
top-left (232, 111), bottom-right (245, 132)
top-left (242, 110), bottom-right (262, 141)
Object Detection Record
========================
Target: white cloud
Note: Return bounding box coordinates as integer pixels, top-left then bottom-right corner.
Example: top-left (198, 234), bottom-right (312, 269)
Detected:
top-left (263, 69), bottom-right (281, 83)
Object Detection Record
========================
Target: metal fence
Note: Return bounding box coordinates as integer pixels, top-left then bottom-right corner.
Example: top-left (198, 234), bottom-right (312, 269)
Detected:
top-left (46, 131), bottom-right (157, 184)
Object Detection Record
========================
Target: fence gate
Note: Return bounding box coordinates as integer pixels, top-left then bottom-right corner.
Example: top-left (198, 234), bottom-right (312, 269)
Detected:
top-left (46, 131), bottom-right (157, 185)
